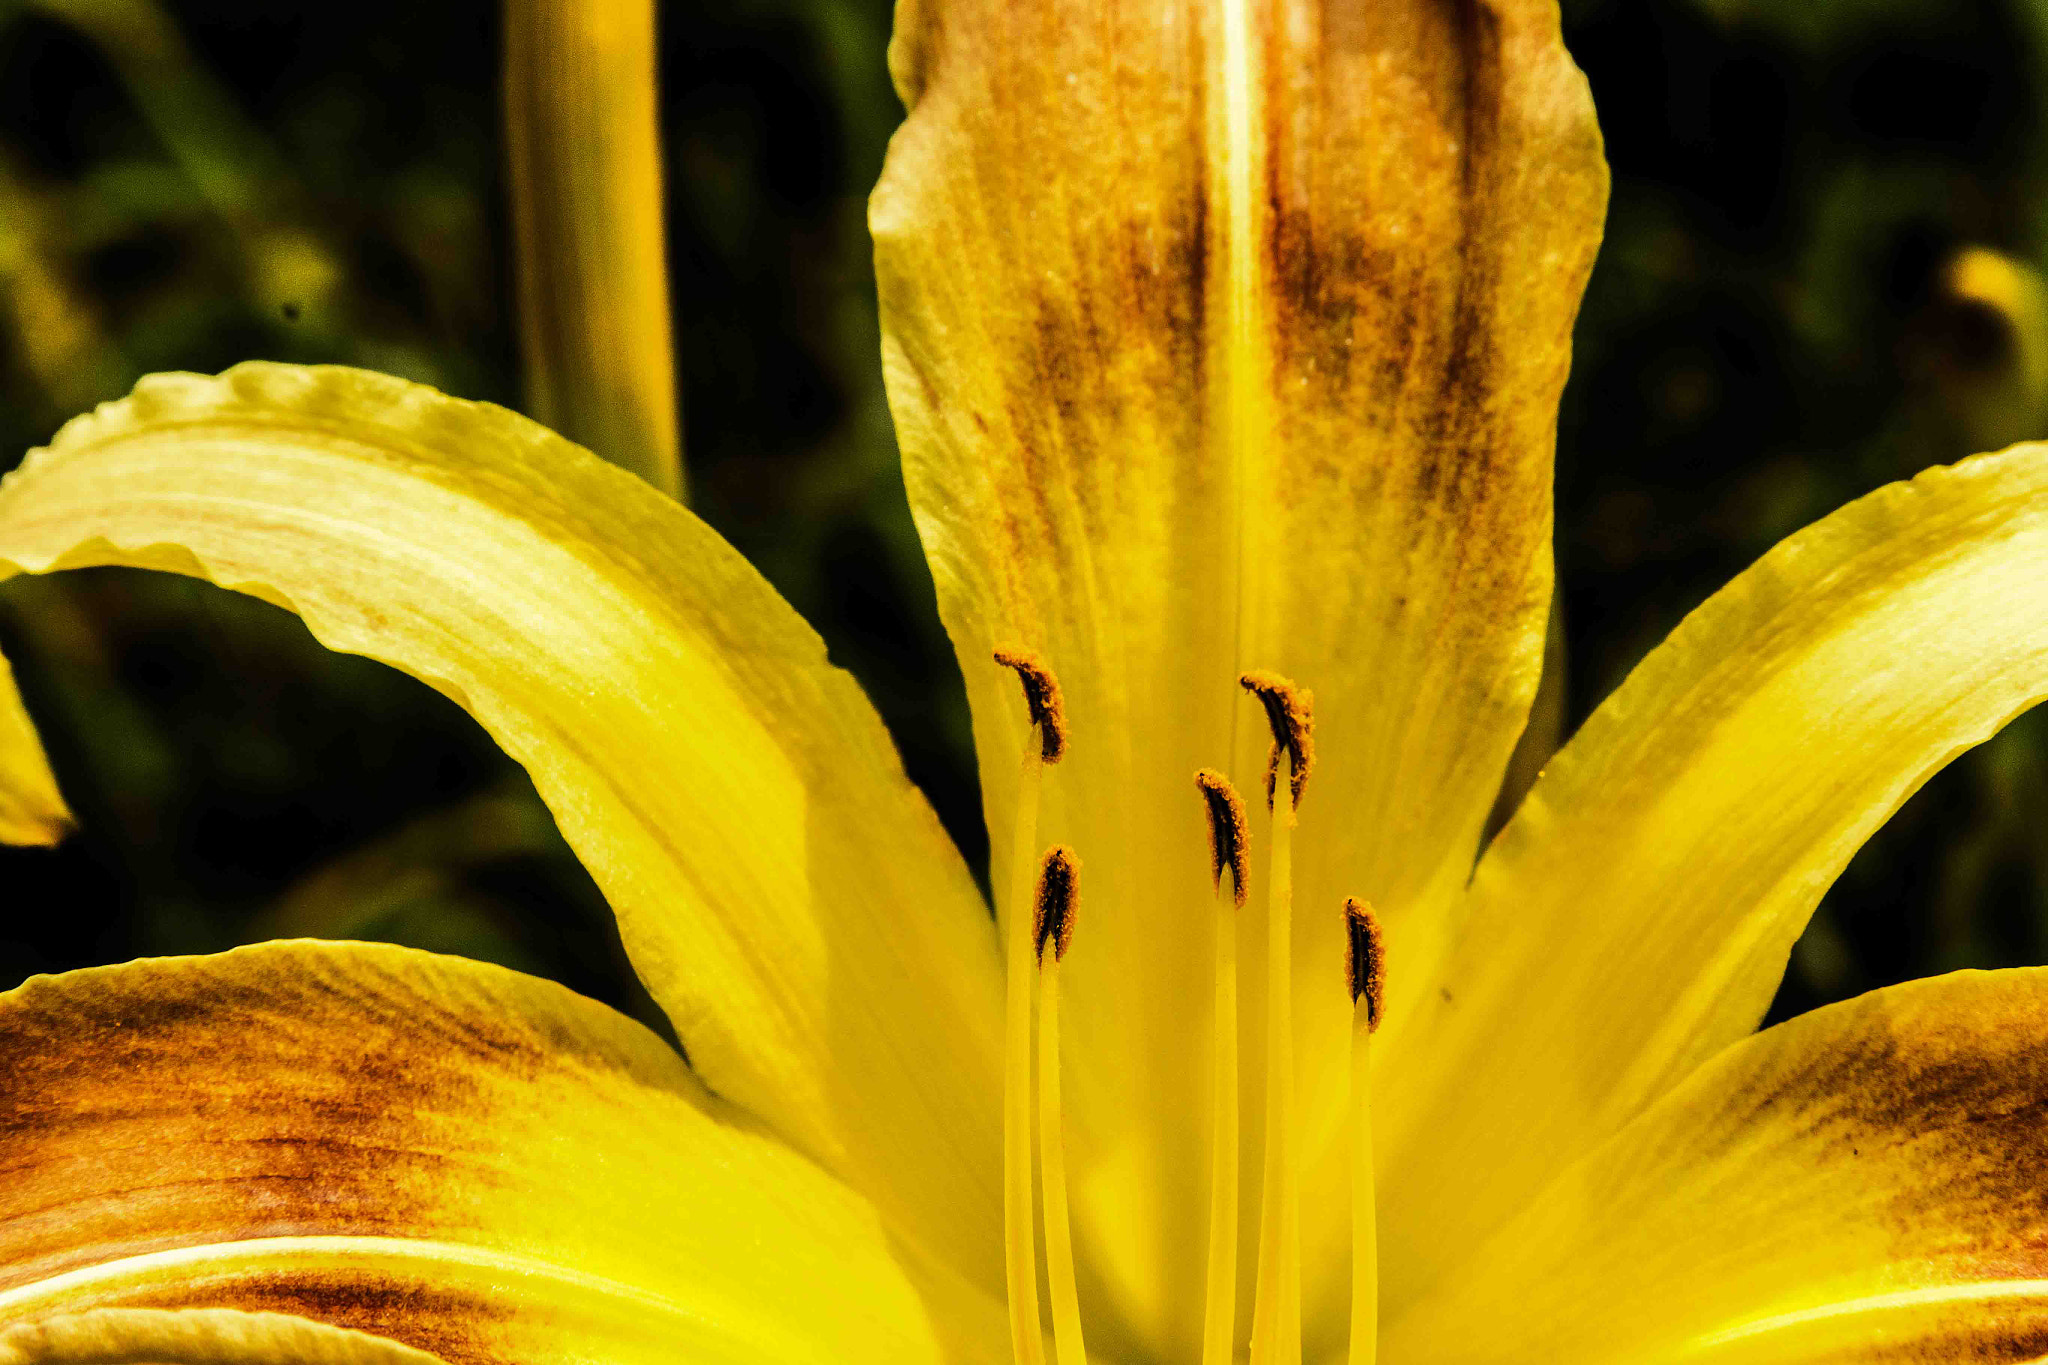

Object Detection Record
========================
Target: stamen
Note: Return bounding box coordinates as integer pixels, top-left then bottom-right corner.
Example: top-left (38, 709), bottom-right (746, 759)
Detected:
top-left (1033, 845), bottom-right (1080, 966)
top-left (997, 647), bottom-right (1066, 1365)
top-left (1344, 900), bottom-right (1386, 1365)
top-left (1033, 847), bottom-right (1088, 1365)
top-left (1238, 671), bottom-right (1314, 811)
top-left (996, 645), bottom-right (1069, 763)
top-left (1244, 671), bottom-right (1311, 1365)
top-left (1196, 768), bottom-right (1251, 909)
top-left (1345, 898), bottom-right (1387, 1030)
top-left (1196, 770), bottom-right (1249, 1365)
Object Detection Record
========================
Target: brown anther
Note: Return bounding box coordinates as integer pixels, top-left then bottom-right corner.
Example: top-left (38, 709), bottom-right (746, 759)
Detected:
top-left (1344, 898), bottom-right (1387, 1032)
top-left (1194, 769), bottom-right (1250, 909)
top-left (1238, 670), bottom-right (1314, 811)
top-left (1034, 845), bottom-right (1080, 964)
top-left (994, 645), bottom-right (1068, 763)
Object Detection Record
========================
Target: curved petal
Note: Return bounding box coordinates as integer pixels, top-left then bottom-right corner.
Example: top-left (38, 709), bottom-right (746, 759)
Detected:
top-left (0, 1309), bottom-right (447, 1365)
top-left (1377, 442), bottom-right (2048, 1312)
top-left (1383, 970), bottom-right (2048, 1364)
top-left (873, 0), bottom-right (1605, 1351)
top-left (0, 940), bottom-right (963, 1365)
top-left (0, 647), bottom-right (70, 847)
top-left (0, 364), bottom-right (1002, 1289)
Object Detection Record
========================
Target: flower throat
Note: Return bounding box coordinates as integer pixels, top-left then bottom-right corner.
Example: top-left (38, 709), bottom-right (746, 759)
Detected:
top-left (993, 650), bottom-right (1386, 1365)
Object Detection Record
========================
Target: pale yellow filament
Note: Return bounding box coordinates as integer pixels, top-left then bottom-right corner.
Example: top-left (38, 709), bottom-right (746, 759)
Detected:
top-left (1005, 733), bottom-right (1046, 1365)
top-left (1201, 867), bottom-right (1241, 1365)
top-left (1349, 1001), bottom-right (1377, 1365)
top-left (1038, 956), bottom-right (1088, 1365)
top-left (1250, 764), bottom-right (1300, 1365)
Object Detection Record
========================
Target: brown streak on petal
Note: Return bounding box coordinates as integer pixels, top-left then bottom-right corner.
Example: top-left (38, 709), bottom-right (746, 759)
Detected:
top-left (1700, 989), bottom-right (2048, 1287)
top-left (0, 961), bottom-right (550, 1291)
top-left (0, 945), bottom-right (638, 1306)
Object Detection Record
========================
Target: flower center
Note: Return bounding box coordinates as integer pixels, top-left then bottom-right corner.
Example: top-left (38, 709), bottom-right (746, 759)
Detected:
top-left (993, 650), bottom-right (1383, 1365)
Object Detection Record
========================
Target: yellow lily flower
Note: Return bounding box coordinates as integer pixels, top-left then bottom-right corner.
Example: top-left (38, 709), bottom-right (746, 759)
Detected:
top-left (5, 0), bottom-right (2048, 1362)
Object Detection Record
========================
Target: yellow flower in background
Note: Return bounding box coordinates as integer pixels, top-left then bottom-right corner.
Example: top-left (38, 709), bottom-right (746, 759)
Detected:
top-left (3, 1), bottom-right (2048, 1364)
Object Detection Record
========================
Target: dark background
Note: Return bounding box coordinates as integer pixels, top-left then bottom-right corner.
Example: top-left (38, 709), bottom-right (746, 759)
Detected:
top-left (1, 0), bottom-right (2043, 1034)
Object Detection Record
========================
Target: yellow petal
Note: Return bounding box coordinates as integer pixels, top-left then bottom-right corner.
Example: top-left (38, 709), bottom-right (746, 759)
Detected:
top-left (0, 646), bottom-right (70, 846)
top-left (1384, 969), bottom-right (2048, 1364)
top-left (1377, 442), bottom-right (2048, 1312)
top-left (873, 0), bottom-right (1605, 1350)
top-left (0, 364), bottom-right (1002, 1289)
top-left (504, 0), bottom-right (683, 498)
top-left (0, 940), bottom-right (957, 1365)
top-left (0, 1309), bottom-right (446, 1364)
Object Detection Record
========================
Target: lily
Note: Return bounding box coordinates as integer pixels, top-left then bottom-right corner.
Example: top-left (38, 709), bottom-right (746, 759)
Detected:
top-left (5, 0), bottom-right (2048, 1361)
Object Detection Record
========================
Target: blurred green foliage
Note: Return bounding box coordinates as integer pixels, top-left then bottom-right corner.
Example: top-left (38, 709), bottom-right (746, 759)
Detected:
top-left (0, 0), bottom-right (2042, 1031)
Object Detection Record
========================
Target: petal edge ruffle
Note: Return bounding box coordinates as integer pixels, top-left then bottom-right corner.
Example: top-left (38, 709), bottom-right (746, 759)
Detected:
top-left (0, 1309), bottom-right (447, 1365)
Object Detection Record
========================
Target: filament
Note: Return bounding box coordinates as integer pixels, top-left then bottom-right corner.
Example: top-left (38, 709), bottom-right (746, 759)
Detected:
top-left (1249, 759), bottom-right (1301, 1365)
top-left (1038, 953), bottom-right (1088, 1365)
top-left (1348, 1000), bottom-right (1377, 1365)
top-left (1201, 857), bottom-right (1241, 1365)
top-left (1004, 733), bottom-right (1046, 1365)
top-left (1195, 768), bottom-right (1249, 1365)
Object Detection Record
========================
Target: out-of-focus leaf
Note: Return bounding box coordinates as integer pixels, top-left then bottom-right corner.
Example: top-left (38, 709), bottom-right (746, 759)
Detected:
top-left (1683, 0), bottom-right (1952, 49)
top-left (27, 0), bottom-right (346, 322)
top-left (248, 778), bottom-right (558, 942)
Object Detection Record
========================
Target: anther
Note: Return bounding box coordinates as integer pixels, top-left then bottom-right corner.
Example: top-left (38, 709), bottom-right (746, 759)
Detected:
top-left (1033, 845), bottom-right (1080, 965)
top-left (996, 646), bottom-right (1068, 763)
top-left (1238, 670), bottom-right (1314, 810)
top-left (1195, 769), bottom-right (1251, 908)
top-left (1344, 899), bottom-right (1387, 1033)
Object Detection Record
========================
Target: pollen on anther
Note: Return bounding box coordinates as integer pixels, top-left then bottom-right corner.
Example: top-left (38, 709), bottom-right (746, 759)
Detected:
top-left (1033, 845), bottom-right (1080, 964)
top-left (1194, 768), bottom-right (1250, 908)
top-left (995, 645), bottom-right (1068, 763)
top-left (1239, 670), bottom-right (1315, 810)
top-left (1344, 898), bottom-right (1387, 1031)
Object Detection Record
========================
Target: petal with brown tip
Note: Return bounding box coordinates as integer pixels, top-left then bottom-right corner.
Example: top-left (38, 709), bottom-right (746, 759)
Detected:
top-left (1386, 969), bottom-right (2048, 1364)
top-left (0, 940), bottom-right (957, 1365)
